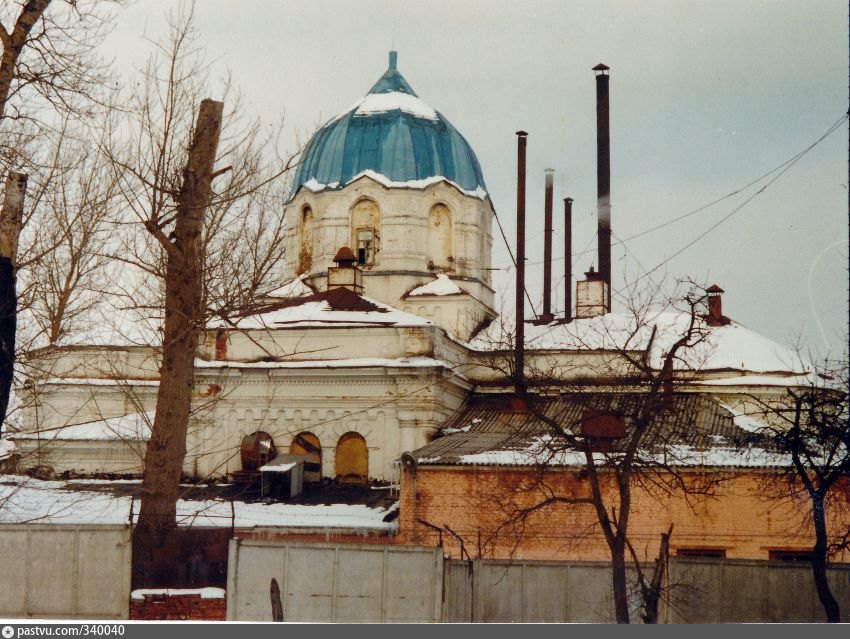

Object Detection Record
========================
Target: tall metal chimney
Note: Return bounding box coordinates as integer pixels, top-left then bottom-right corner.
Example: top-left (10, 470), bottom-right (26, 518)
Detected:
top-left (514, 131), bottom-right (528, 396)
top-left (564, 197), bottom-right (573, 322)
top-left (593, 63), bottom-right (612, 312)
top-left (541, 169), bottom-right (555, 323)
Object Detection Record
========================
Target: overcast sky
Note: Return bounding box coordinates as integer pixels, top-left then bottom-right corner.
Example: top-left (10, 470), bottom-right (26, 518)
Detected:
top-left (104, 0), bottom-right (848, 361)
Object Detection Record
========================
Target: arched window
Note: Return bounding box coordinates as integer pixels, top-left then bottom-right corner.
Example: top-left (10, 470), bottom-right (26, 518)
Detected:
top-left (298, 206), bottom-right (314, 275)
top-left (350, 199), bottom-right (380, 265)
top-left (335, 432), bottom-right (368, 484)
top-left (428, 203), bottom-right (452, 270)
top-left (290, 432), bottom-right (322, 483)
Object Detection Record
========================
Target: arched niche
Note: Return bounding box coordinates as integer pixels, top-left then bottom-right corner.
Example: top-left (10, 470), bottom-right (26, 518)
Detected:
top-left (428, 203), bottom-right (453, 270)
top-left (350, 199), bottom-right (380, 266)
top-left (290, 432), bottom-right (322, 483)
top-left (298, 205), bottom-right (314, 275)
top-left (335, 432), bottom-right (368, 484)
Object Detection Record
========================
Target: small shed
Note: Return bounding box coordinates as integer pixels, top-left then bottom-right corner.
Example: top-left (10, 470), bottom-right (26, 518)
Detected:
top-left (259, 454), bottom-right (305, 499)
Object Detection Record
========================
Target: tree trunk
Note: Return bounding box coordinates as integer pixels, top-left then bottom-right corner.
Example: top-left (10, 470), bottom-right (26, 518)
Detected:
top-left (133, 99), bottom-right (223, 584)
top-left (611, 538), bottom-right (630, 623)
top-left (811, 492), bottom-right (841, 622)
top-left (0, 0), bottom-right (52, 122)
top-left (0, 172), bottom-right (26, 434)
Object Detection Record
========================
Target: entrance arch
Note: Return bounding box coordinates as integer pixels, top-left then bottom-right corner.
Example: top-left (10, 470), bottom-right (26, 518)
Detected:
top-left (335, 432), bottom-right (368, 484)
top-left (290, 432), bottom-right (322, 482)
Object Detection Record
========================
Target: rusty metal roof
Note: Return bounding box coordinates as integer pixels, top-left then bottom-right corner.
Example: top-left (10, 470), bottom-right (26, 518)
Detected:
top-left (411, 393), bottom-right (781, 468)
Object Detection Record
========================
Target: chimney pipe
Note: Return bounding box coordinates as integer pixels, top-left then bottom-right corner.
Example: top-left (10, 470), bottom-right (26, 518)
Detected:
top-left (564, 197), bottom-right (573, 322)
top-left (593, 63), bottom-right (612, 312)
top-left (705, 284), bottom-right (730, 326)
top-left (541, 169), bottom-right (555, 322)
top-left (515, 131), bottom-right (528, 396)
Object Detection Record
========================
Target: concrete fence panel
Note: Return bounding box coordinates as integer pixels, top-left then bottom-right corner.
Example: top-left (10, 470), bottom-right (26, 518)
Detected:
top-left (668, 558), bottom-right (850, 623)
top-left (227, 539), bottom-right (443, 622)
top-left (0, 524), bottom-right (131, 619)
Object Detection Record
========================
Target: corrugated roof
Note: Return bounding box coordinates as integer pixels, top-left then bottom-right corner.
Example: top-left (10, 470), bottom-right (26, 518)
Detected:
top-left (411, 393), bottom-right (784, 468)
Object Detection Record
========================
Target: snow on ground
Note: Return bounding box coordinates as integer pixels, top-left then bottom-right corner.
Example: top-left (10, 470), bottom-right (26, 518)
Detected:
top-left (0, 476), bottom-right (398, 531)
top-left (407, 274), bottom-right (466, 297)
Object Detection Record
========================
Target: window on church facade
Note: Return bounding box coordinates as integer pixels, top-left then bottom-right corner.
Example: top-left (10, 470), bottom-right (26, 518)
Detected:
top-left (351, 199), bottom-right (380, 266)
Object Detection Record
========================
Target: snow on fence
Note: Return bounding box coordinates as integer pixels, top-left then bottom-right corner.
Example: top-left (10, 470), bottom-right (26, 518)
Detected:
top-left (0, 524), bottom-right (131, 619)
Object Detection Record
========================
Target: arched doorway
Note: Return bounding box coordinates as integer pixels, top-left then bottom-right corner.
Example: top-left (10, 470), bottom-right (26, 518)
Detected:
top-left (335, 432), bottom-right (368, 484)
top-left (290, 432), bottom-right (322, 483)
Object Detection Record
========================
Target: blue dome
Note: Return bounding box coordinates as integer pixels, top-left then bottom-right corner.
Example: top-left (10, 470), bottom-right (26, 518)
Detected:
top-left (292, 52), bottom-right (487, 194)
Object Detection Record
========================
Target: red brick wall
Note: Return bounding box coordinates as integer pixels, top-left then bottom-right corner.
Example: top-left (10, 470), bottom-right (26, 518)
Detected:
top-left (398, 466), bottom-right (850, 562)
top-left (130, 593), bottom-right (226, 621)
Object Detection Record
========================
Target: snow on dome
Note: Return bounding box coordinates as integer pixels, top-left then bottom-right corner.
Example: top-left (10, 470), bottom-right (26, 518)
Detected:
top-left (408, 274), bottom-right (466, 297)
top-left (291, 53), bottom-right (487, 196)
top-left (354, 91), bottom-right (438, 121)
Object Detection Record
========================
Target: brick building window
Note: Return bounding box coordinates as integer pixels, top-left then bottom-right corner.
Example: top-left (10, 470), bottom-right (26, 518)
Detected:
top-left (769, 550), bottom-right (814, 562)
top-left (676, 548), bottom-right (727, 558)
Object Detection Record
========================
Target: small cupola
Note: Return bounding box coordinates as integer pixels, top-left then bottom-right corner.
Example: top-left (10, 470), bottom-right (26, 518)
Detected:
top-left (705, 284), bottom-right (731, 327)
top-left (327, 246), bottom-right (363, 294)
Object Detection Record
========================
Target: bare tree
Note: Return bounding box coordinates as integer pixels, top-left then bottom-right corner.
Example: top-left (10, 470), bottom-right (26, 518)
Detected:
top-left (133, 97), bottom-right (222, 575)
top-left (99, 5), bottom-right (294, 581)
top-left (747, 354), bottom-right (850, 623)
top-left (0, 0), bottom-right (118, 433)
top-left (469, 282), bottom-right (723, 623)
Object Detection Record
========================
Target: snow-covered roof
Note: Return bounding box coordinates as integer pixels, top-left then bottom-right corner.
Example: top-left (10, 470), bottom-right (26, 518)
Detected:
top-left (266, 274), bottom-right (316, 299)
top-left (213, 287), bottom-right (433, 330)
top-left (409, 393), bottom-right (789, 469)
top-left (0, 475), bottom-right (398, 530)
top-left (469, 311), bottom-right (810, 376)
top-left (13, 412), bottom-right (153, 441)
top-left (407, 274), bottom-right (467, 297)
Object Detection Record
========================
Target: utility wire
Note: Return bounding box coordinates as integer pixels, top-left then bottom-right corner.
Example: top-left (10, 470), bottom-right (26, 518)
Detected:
top-left (617, 113), bottom-right (849, 294)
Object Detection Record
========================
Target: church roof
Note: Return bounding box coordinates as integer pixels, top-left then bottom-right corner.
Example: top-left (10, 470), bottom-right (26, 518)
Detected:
top-left (291, 52), bottom-right (488, 196)
top-left (215, 287), bottom-right (434, 330)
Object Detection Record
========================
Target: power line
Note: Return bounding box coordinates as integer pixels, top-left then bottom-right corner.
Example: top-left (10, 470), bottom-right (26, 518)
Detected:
top-left (617, 113), bottom-right (849, 294)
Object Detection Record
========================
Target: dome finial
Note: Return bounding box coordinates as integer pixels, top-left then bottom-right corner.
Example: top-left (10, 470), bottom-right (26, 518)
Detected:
top-left (389, 51), bottom-right (398, 70)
